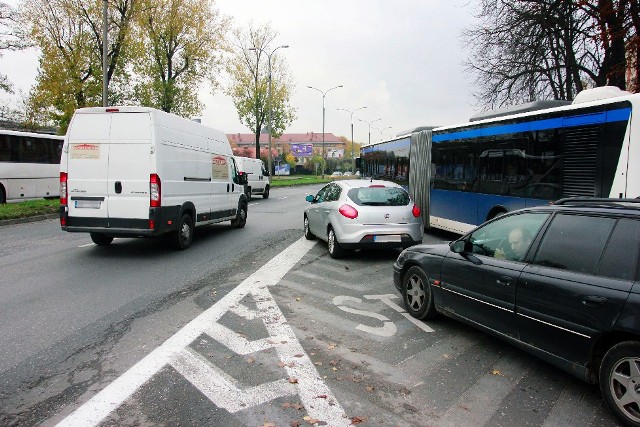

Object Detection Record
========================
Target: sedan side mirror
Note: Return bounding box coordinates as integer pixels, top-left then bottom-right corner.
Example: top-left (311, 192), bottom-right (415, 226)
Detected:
top-left (450, 239), bottom-right (467, 254)
top-left (305, 195), bottom-right (315, 203)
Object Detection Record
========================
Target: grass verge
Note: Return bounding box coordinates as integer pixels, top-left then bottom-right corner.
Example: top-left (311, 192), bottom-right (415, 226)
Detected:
top-left (270, 176), bottom-right (333, 187)
top-left (0, 199), bottom-right (60, 221)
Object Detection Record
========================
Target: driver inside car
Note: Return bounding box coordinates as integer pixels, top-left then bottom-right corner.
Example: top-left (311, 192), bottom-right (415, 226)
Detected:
top-left (495, 227), bottom-right (533, 261)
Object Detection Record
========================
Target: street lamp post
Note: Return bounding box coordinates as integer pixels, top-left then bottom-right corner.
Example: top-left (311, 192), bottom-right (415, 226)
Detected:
top-left (102, 0), bottom-right (108, 107)
top-left (358, 117), bottom-right (382, 145)
top-left (307, 85), bottom-right (343, 178)
top-left (337, 106), bottom-right (367, 173)
top-left (249, 44), bottom-right (289, 176)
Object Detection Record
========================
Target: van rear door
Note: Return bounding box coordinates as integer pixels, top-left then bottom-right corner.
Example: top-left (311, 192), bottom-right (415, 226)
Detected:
top-left (66, 112), bottom-right (151, 224)
top-left (106, 113), bottom-right (152, 222)
top-left (66, 113), bottom-right (111, 222)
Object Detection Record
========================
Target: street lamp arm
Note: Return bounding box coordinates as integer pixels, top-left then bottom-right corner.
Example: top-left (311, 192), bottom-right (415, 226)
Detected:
top-left (306, 84), bottom-right (344, 179)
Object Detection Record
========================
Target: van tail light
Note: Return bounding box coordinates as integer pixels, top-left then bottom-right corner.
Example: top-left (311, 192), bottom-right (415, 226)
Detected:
top-left (339, 204), bottom-right (358, 219)
top-left (150, 174), bottom-right (161, 207)
top-left (60, 172), bottom-right (68, 205)
top-left (412, 204), bottom-right (421, 218)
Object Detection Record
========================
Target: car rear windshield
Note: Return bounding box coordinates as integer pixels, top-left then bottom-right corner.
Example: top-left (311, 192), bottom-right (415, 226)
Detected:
top-left (347, 187), bottom-right (410, 206)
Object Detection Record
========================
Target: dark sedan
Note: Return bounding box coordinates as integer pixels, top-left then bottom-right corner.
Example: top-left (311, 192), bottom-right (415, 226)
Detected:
top-left (393, 198), bottom-right (640, 427)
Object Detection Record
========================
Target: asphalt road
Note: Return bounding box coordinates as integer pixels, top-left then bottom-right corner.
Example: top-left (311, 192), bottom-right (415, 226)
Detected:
top-left (0, 185), bottom-right (624, 426)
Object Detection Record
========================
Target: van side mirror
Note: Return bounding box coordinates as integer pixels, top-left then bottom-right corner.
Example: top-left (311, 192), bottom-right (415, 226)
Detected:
top-left (305, 195), bottom-right (315, 203)
top-left (237, 172), bottom-right (248, 185)
top-left (450, 239), bottom-right (467, 254)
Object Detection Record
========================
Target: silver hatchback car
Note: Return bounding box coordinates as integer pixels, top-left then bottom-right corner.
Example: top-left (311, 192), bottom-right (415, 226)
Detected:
top-left (304, 180), bottom-right (424, 258)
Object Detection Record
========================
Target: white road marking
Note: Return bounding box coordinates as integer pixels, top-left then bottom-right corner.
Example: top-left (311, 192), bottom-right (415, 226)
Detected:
top-left (77, 243), bottom-right (94, 248)
top-left (57, 237), bottom-right (349, 427)
top-left (333, 295), bottom-right (396, 337)
top-left (364, 294), bottom-right (435, 333)
top-left (332, 294), bottom-right (434, 336)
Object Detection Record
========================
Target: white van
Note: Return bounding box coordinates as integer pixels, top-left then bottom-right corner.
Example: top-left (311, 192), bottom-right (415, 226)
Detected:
top-left (234, 156), bottom-right (270, 199)
top-left (59, 106), bottom-right (249, 249)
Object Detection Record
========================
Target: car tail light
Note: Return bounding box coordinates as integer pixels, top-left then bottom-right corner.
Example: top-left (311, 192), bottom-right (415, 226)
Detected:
top-left (106, 108), bottom-right (120, 112)
top-left (412, 204), bottom-right (421, 218)
top-left (60, 172), bottom-right (68, 205)
top-left (339, 204), bottom-right (358, 219)
top-left (369, 185), bottom-right (385, 188)
top-left (150, 174), bottom-right (161, 207)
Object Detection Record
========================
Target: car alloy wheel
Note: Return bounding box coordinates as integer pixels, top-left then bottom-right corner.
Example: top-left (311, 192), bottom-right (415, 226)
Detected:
top-left (304, 216), bottom-right (315, 240)
top-left (327, 227), bottom-right (344, 258)
top-left (600, 342), bottom-right (640, 426)
top-left (402, 266), bottom-right (437, 320)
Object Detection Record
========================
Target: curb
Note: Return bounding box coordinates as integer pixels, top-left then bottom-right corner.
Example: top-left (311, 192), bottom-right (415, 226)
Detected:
top-left (0, 213), bottom-right (59, 228)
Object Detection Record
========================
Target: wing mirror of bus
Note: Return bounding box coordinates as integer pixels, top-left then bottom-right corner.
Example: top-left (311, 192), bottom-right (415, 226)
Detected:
top-left (305, 195), bottom-right (315, 203)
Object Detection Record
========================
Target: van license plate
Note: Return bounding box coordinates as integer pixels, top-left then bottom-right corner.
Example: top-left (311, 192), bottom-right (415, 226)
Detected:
top-left (75, 200), bottom-right (101, 209)
top-left (374, 235), bottom-right (401, 242)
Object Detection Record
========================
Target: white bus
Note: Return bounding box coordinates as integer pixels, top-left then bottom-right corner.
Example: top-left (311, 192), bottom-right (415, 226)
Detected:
top-left (0, 129), bottom-right (65, 203)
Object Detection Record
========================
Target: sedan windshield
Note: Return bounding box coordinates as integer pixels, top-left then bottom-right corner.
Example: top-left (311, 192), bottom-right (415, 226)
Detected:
top-left (347, 187), bottom-right (410, 206)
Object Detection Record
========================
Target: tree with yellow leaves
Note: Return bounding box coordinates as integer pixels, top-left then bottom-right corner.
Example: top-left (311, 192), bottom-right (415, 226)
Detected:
top-left (133, 0), bottom-right (229, 116)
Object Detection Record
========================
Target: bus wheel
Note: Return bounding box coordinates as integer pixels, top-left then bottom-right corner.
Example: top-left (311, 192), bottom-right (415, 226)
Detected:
top-left (90, 232), bottom-right (113, 246)
top-left (0, 186), bottom-right (5, 204)
top-left (174, 214), bottom-right (193, 250)
top-left (487, 208), bottom-right (507, 221)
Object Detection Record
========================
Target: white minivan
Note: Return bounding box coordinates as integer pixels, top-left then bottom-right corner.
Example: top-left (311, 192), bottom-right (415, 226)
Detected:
top-left (234, 156), bottom-right (270, 199)
top-left (59, 106), bottom-right (249, 249)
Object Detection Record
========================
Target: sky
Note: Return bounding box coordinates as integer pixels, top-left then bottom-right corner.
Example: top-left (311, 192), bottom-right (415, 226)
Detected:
top-left (0, 0), bottom-right (480, 144)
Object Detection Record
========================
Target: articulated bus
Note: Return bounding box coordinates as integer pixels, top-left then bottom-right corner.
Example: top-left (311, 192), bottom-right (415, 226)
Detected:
top-left (360, 87), bottom-right (640, 234)
top-left (0, 129), bottom-right (65, 203)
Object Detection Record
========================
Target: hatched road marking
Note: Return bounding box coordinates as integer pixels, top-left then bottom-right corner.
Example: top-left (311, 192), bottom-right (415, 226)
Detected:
top-left (57, 237), bottom-right (350, 427)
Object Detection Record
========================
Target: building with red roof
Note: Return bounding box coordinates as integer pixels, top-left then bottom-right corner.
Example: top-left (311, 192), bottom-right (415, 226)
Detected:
top-left (226, 132), bottom-right (346, 159)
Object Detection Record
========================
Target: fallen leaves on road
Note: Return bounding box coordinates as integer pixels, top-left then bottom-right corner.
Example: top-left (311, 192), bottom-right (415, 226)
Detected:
top-left (403, 403), bottom-right (418, 412)
top-left (303, 415), bottom-right (327, 425)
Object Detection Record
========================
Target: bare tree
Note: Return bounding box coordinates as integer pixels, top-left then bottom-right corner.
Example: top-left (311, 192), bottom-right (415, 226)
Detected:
top-left (463, 0), bottom-right (636, 109)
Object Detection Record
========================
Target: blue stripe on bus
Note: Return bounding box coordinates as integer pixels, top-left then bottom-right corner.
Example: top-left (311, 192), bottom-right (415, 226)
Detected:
top-left (432, 107), bottom-right (631, 143)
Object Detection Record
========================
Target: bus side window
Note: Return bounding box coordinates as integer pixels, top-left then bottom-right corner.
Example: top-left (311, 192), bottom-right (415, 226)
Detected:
top-left (0, 134), bottom-right (10, 162)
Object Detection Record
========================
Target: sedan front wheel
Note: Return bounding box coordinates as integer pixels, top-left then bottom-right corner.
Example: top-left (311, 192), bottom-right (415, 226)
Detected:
top-left (402, 265), bottom-right (437, 320)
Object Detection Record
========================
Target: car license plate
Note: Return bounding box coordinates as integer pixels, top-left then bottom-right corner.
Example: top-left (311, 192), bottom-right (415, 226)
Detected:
top-left (75, 200), bottom-right (101, 209)
top-left (374, 235), bottom-right (401, 243)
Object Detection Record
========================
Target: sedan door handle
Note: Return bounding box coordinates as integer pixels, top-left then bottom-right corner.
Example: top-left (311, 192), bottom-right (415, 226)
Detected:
top-left (582, 295), bottom-right (607, 307)
top-left (496, 276), bottom-right (512, 286)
